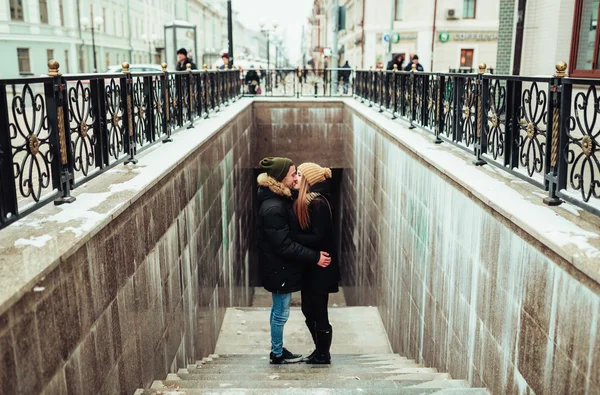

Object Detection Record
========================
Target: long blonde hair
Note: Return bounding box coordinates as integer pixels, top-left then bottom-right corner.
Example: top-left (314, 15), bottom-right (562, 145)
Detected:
top-left (294, 176), bottom-right (312, 230)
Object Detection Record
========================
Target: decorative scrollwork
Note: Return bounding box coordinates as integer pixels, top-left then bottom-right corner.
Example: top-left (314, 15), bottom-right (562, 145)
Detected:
top-left (10, 84), bottom-right (52, 202)
top-left (443, 77), bottom-right (454, 138)
top-left (517, 81), bottom-right (547, 177)
top-left (485, 79), bottom-right (506, 160)
top-left (460, 77), bottom-right (477, 147)
top-left (414, 75), bottom-right (424, 125)
top-left (565, 85), bottom-right (600, 203)
top-left (105, 78), bottom-right (124, 161)
top-left (426, 76), bottom-right (438, 131)
top-left (132, 77), bottom-right (147, 146)
top-left (153, 76), bottom-right (165, 139)
top-left (68, 80), bottom-right (96, 176)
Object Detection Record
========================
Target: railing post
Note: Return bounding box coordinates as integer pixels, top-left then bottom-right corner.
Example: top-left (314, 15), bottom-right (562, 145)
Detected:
top-left (435, 75), bottom-right (444, 144)
top-left (145, 75), bottom-right (154, 143)
top-left (544, 61), bottom-right (567, 206)
top-left (379, 69), bottom-right (384, 112)
top-left (203, 65), bottom-right (210, 119)
top-left (0, 81), bottom-right (18, 226)
top-left (161, 63), bottom-right (172, 143)
top-left (121, 63), bottom-right (138, 165)
top-left (187, 64), bottom-right (195, 129)
top-left (409, 63), bottom-right (416, 129)
top-left (368, 67), bottom-right (373, 107)
top-left (507, 80), bottom-right (521, 168)
top-left (453, 76), bottom-right (462, 143)
top-left (47, 60), bottom-right (76, 205)
top-left (392, 65), bottom-right (398, 119)
top-left (473, 63), bottom-right (487, 166)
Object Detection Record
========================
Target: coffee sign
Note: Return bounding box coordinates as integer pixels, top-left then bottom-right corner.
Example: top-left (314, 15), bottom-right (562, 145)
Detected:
top-left (438, 31), bottom-right (498, 42)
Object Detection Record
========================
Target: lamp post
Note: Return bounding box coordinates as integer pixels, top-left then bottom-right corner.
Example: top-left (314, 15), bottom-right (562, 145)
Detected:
top-left (80, 6), bottom-right (104, 73)
top-left (227, 0), bottom-right (234, 68)
top-left (260, 20), bottom-right (278, 92)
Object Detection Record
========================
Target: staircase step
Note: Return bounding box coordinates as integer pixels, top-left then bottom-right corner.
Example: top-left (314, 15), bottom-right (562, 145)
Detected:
top-left (137, 387), bottom-right (489, 394)
top-left (196, 354), bottom-right (408, 365)
top-left (186, 360), bottom-right (423, 373)
top-left (179, 367), bottom-right (437, 380)
top-left (164, 369), bottom-right (445, 382)
top-left (149, 379), bottom-right (470, 390)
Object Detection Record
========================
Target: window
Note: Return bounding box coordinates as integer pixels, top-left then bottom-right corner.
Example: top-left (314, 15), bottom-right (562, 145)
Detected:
top-left (79, 49), bottom-right (85, 72)
top-left (116, 53), bottom-right (120, 65)
top-left (463, 0), bottom-right (476, 19)
top-left (570, 0), bottom-right (600, 77)
top-left (460, 49), bottom-right (474, 67)
top-left (338, 6), bottom-right (346, 31)
top-left (105, 52), bottom-right (110, 70)
top-left (58, 0), bottom-right (64, 26)
top-left (395, 0), bottom-right (404, 20)
top-left (10, 0), bottom-right (24, 21)
top-left (39, 0), bottom-right (49, 23)
top-left (17, 48), bottom-right (31, 74)
top-left (47, 49), bottom-right (54, 62)
top-left (102, 8), bottom-right (106, 33)
top-left (65, 50), bottom-right (70, 73)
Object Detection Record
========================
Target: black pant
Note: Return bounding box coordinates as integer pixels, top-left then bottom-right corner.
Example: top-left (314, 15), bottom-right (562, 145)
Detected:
top-left (301, 288), bottom-right (330, 330)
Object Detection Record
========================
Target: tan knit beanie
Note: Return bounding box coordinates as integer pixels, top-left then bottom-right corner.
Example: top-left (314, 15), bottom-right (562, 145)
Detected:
top-left (298, 163), bottom-right (332, 186)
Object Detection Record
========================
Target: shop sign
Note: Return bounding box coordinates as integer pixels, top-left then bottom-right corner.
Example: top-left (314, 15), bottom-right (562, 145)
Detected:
top-left (439, 31), bottom-right (498, 42)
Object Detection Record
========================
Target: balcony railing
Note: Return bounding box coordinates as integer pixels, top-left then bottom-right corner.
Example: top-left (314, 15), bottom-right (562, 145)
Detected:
top-left (354, 62), bottom-right (600, 216)
top-left (0, 60), bottom-right (242, 229)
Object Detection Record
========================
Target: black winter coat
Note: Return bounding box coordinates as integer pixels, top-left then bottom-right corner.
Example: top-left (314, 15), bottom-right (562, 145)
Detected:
top-left (257, 173), bottom-right (320, 294)
top-left (291, 182), bottom-right (340, 293)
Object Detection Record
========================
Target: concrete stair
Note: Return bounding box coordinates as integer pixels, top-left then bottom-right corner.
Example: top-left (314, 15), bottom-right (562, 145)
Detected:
top-left (135, 354), bottom-right (489, 394)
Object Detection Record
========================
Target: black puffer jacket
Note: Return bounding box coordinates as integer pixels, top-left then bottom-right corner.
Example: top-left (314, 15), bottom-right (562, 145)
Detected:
top-left (291, 181), bottom-right (340, 293)
top-left (257, 173), bottom-right (320, 293)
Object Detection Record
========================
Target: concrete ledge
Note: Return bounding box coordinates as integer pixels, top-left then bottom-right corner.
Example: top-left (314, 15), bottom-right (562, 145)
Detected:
top-left (342, 98), bottom-right (600, 285)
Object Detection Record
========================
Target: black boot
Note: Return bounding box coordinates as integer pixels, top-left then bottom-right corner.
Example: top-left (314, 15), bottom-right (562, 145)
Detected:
top-left (305, 326), bottom-right (332, 364)
top-left (301, 321), bottom-right (317, 363)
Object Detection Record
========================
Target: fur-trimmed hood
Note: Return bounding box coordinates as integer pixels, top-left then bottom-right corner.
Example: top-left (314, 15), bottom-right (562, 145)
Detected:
top-left (257, 172), bottom-right (292, 200)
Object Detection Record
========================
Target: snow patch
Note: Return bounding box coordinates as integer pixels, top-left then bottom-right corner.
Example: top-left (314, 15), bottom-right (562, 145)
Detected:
top-left (14, 234), bottom-right (52, 248)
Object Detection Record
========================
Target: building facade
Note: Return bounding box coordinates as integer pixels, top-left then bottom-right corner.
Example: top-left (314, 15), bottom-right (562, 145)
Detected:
top-left (497, 0), bottom-right (599, 77)
top-left (310, 0), bottom-right (499, 72)
top-left (0, 0), bottom-right (264, 77)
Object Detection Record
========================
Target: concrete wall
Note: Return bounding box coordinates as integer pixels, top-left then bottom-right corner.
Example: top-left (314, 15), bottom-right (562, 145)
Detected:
top-left (341, 105), bottom-right (600, 394)
top-left (0, 105), bottom-right (255, 394)
top-left (252, 101), bottom-right (347, 169)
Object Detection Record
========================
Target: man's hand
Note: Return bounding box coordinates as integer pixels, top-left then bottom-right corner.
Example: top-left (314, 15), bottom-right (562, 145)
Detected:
top-left (317, 252), bottom-right (331, 268)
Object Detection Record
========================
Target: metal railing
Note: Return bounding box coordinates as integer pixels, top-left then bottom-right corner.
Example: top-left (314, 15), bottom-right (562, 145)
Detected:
top-left (354, 62), bottom-right (600, 216)
top-left (0, 60), bottom-right (242, 229)
top-left (241, 68), bottom-right (355, 97)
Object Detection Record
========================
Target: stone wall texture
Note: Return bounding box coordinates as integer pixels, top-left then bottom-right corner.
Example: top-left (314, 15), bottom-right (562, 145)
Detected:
top-left (253, 101), bottom-right (347, 169)
top-left (0, 107), bottom-right (256, 395)
top-left (341, 107), bottom-right (600, 394)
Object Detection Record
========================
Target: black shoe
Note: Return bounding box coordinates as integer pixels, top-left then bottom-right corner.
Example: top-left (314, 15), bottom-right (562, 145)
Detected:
top-left (302, 320), bottom-right (318, 363)
top-left (269, 352), bottom-right (288, 364)
top-left (282, 347), bottom-right (302, 363)
top-left (301, 350), bottom-right (317, 363)
top-left (304, 351), bottom-right (331, 364)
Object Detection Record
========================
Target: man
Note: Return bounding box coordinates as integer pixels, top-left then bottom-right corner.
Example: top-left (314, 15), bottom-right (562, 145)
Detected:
top-left (256, 157), bottom-right (331, 364)
top-left (219, 53), bottom-right (230, 69)
top-left (245, 65), bottom-right (261, 95)
top-left (404, 54), bottom-right (424, 71)
top-left (339, 60), bottom-right (351, 94)
top-left (176, 48), bottom-right (197, 71)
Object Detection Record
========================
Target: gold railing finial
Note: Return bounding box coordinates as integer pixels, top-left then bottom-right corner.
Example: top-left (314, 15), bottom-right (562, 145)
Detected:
top-left (478, 63), bottom-right (487, 74)
top-left (161, 63), bottom-right (168, 73)
top-left (122, 62), bottom-right (130, 74)
top-left (48, 59), bottom-right (60, 76)
top-left (393, 64), bottom-right (398, 71)
top-left (186, 63), bottom-right (192, 71)
top-left (203, 64), bottom-right (208, 70)
top-left (555, 61), bottom-right (567, 78)
top-left (411, 63), bottom-right (417, 72)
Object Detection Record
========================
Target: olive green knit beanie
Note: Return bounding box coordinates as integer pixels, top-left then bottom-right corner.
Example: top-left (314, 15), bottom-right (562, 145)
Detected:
top-left (259, 157), bottom-right (293, 182)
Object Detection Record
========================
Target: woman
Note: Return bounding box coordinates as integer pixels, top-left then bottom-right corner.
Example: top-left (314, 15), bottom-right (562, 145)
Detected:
top-left (292, 162), bottom-right (341, 364)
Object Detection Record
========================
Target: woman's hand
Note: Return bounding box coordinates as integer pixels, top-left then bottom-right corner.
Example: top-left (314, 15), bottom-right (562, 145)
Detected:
top-left (317, 252), bottom-right (331, 267)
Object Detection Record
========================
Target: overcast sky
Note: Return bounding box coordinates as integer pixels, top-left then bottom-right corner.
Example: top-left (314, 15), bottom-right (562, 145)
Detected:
top-left (231, 0), bottom-right (314, 64)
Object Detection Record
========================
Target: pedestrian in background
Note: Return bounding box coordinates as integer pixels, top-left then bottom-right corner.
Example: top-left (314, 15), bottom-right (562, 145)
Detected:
top-left (339, 61), bottom-right (351, 94)
top-left (386, 54), bottom-right (404, 71)
top-left (176, 48), bottom-right (197, 71)
top-left (404, 55), bottom-right (424, 71)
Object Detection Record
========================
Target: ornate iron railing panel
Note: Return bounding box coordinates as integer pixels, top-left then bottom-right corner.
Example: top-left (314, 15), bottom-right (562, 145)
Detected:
top-left (353, 63), bottom-right (598, 216)
top-left (241, 68), bottom-right (355, 97)
top-left (0, 62), bottom-right (242, 229)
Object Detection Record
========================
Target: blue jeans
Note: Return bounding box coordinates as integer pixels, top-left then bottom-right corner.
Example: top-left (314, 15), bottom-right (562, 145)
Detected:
top-left (270, 293), bottom-right (291, 357)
